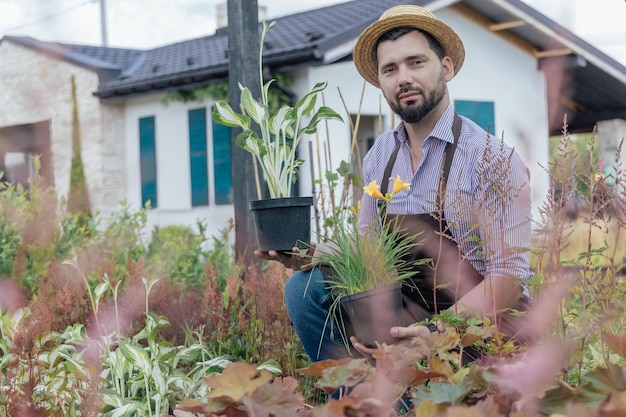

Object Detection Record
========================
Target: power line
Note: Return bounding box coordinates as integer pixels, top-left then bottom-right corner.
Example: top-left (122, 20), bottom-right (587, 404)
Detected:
top-left (2, 0), bottom-right (95, 32)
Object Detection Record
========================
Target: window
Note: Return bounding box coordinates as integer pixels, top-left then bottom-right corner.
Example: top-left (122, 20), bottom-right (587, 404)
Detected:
top-left (455, 100), bottom-right (495, 134)
top-left (0, 121), bottom-right (53, 190)
top-left (139, 116), bottom-right (157, 208)
top-left (3, 152), bottom-right (35, 185)
top-left (212, 107), bottom-right (232, 204)
top-left (188, 108), bottom-right (209, 206)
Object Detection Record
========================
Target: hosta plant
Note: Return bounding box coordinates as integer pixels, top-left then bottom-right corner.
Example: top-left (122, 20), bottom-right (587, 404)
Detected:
top-left (212, 21), bottom-right (343, 199)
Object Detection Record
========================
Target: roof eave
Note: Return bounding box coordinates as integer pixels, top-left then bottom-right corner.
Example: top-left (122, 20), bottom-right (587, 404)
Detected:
top-left (95, 48), bottom-right (320, 99)
top-left (488, 0), bottom-right (626, 85)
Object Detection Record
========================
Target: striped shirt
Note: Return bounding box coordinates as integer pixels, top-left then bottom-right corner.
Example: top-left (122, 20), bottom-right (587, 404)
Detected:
top-left (358, 103), bottom-right (534, 282)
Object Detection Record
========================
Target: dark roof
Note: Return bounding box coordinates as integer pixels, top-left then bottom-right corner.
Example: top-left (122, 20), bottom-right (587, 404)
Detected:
top-left (0, 35), bottom-right (145, 82)
top-left (95, 0), bottom-right (413, 97)
top-left (2, 0), bottom-right (625, 135)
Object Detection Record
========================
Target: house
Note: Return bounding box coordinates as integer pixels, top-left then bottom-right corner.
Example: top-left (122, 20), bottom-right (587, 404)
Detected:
top-left (1, 0), bottom-right (625, 243)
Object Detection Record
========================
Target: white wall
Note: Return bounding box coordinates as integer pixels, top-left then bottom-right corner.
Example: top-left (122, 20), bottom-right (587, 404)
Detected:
top-left (121, 5), bottom-right (553, 241)
top-left (440, 8), bottom-right (550, 215)
top-left (124, 94), bottom-right (235, 242)
top-left (295, 8), bottom-right (551, 222)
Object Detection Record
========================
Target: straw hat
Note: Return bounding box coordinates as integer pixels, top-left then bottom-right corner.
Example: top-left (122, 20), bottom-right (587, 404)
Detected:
top-left (353, 5), bottom-right (465, 87)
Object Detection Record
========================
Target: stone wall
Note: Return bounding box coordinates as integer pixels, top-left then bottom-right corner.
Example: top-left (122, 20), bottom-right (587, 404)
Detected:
top-left (0, 40), bottom-right (127, 215)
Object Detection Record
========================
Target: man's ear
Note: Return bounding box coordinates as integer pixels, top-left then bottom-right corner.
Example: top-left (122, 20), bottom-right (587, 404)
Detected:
top-left (442, 56), bottom-right (455, 81)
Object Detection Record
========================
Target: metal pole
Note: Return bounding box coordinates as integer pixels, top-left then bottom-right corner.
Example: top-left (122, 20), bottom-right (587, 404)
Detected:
top-left (100, 0), bottom-right (108, 46)
top-left (227, 0), bottom-right (261, 267)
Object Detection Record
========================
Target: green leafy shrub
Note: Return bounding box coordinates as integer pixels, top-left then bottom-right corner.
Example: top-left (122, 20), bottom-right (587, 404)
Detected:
top-left (0, 218), bottom-right (20, 276)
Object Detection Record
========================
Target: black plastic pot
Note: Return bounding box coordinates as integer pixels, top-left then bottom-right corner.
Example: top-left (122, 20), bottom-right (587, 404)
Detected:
top-left (340, 282), bottom-right (406, 348)
top-left (249, 196), bottom-right (314, 252)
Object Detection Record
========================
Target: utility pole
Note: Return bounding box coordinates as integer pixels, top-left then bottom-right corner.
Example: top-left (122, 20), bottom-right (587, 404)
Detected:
top-left (227, 0), bottom-right (261, 268)
top-left (100, 0), bottom-right (108, 46)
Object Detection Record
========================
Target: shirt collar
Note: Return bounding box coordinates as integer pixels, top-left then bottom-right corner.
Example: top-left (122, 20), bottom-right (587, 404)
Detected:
top-left (392, 102), bottom-right (456, 145)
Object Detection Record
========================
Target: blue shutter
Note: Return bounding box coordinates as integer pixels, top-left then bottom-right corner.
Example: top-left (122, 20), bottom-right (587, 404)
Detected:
top-left (139, 116), bottom-right (157, 208)
top-left (188, 108), bottom-right (209, 206)
top-left (455, 100), bottom-right (495, 134)
top-left (212, 107), bottom-right (232, 204)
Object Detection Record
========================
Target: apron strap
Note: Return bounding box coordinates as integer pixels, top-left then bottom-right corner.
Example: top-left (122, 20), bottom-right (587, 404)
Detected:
top-left (380, 112), bottom-right (462, 206)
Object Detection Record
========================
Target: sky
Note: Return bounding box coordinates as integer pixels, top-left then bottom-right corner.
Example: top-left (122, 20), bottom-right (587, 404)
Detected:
top-left (0, 0), bottom-right (624, 65)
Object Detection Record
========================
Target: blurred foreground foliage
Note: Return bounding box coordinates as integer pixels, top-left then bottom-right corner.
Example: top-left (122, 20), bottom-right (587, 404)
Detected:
top-left (0, 122), bottom-right (625, 416)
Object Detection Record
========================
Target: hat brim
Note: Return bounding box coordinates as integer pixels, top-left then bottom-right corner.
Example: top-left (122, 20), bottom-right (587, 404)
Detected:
top-left (353, 13), bottom-right (465, 88)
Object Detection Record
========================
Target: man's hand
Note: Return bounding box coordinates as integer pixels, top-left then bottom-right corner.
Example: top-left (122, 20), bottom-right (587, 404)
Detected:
top-left (390, 325), bottom-right (433, 338)
top-left (254, 243), bottom-right (316, 271)
top-left (350, 325), bottom-right (433, 358)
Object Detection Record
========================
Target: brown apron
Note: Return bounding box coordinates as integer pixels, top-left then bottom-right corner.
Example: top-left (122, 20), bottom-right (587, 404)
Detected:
top-left (378, 114), bottom-right (483, 322)
top-left (380, 115), bottom-right (531, 341)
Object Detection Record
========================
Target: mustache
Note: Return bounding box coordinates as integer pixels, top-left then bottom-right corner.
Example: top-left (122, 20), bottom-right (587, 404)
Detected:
top-left (396, 86), bottom-right (424, 100)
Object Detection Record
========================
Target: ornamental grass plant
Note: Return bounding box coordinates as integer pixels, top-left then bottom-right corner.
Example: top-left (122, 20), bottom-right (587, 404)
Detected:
top-left (309, 175), bottom-right (424, 351)
top-left (316, 175), bottom-right (422, 296)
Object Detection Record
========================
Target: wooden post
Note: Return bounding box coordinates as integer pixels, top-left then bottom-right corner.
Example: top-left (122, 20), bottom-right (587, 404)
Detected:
top-left (227, 0), bottom-right (261, 267)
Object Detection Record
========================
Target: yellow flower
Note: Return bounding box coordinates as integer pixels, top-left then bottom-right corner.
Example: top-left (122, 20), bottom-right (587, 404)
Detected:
top-left (390, 175), bottom-right (411, 196)
top-left (363, 181), bottom-right (385, 200)
top-left (349, 200), bottom-right (362, 216)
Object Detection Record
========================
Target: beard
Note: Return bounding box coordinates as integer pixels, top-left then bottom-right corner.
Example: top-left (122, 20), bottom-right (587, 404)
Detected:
top-left (386, 71), bottom-right (447, 123)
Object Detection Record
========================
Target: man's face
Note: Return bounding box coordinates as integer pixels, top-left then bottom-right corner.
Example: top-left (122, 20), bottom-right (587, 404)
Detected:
top-left (376, 31), bottom-right (453, 123)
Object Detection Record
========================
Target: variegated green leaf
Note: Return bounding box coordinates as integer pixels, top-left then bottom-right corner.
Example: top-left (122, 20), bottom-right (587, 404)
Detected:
top-left (262, 78), bottom-right (275, 110)
top-left (257, 359), bottom-right (282, 375)
top-left (268, 106), bottom-right (294, 137)
top-left (235, 130), bottom-right (266, 157)
top-left (240, 86), bottom-right (268, 126)
top-left (61, 323), bottom-right (86, 344)
top-left (58, 351), bottom-right (88, 379)
top-left (152, 363), bottom-right (167, 396)
top-left (94, 282), bottom-right (108, 301)
top-left (300, 106), bottom-right (344, 135)
top-left (119, 342), bottom-right (150, 373)
top-left (295, 81), bottom-right (327, 120)
top-left (212, 100), bottom-right (250, 129)
top-left (107, 403), bottom-right (138, 417)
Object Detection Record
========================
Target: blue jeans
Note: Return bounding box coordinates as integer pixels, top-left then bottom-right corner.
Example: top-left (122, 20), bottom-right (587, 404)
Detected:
top-left (284, 267), bottom-right (353, 361)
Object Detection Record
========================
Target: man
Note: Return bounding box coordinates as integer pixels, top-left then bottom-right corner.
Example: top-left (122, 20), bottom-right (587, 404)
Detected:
top-left (257, 5), bottom-right (533, 361)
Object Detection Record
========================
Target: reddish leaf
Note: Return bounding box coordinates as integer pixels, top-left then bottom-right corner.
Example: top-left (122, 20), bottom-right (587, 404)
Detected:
top-left (460, 333), bottom-right (484, 348)
top-left (564, 402), bottom-right (595, 417)
top-left (460, 325), bottom-right (494, 348)
top-left (315, 359), bottom-right (373, 394)
top-left (430, 356), bottom-right (455, 379)
top-left (204, 362), bottom-right (272, 403)
top-left (296, 358), bottom-right (353, 377)
top-left (243, 377), bottom-right (305, 417)
top-left (443, 406), bottom-right (486, 416)
top-left (385, 367), bottom-right (445, 388)
top-left (372, 340), bottom-right (426, 371)
top-left (272, 376), bottom-right (300, 392)
top-left (604, 332), bottom-right (626, 360)
top-left (473, 395), bottom-right (506, 417)
top-left (319, 396), bottom-right (391, 417)
top-left (176, 398), bottom-right (247, 417)
top-left (176, 398), bottom-right (209, 414)
top-left (317, 396), bottom-right (359, 417)
top-left (599, 391), bottom-right (626, 417)
top-left (349, 377), bottom-right (403, 406)
top-left (411, 399), bottom-right (446, 416)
